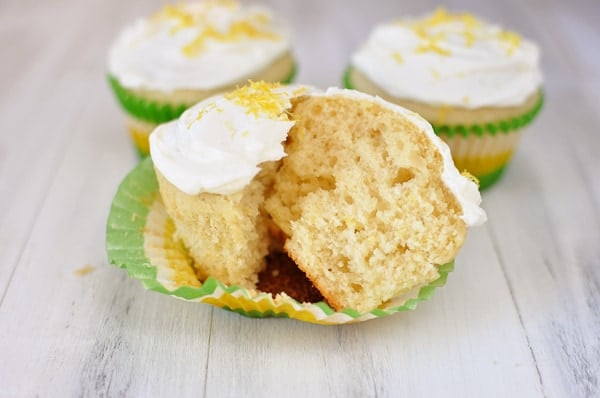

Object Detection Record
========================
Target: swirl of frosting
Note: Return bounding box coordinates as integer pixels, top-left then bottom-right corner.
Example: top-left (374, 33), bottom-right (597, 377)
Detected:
top-left (351, 8), bottom-right (542, 108)
top-left (149, 81), bottom-right (303, 195)
top-left (108, 1), bottom-right (292, 91)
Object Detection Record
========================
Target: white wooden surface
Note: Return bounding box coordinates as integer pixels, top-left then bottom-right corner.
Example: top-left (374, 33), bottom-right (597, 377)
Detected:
top-left (0, 0), bottom-right (599, 396)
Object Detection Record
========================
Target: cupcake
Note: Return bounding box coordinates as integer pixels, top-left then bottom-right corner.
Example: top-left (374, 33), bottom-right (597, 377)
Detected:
top-left (345, 8), bottom-right (543, 189)
top-left (108, 0), bottom-right (296, 156)
top-left (149, 81), bottom-right (486, 313)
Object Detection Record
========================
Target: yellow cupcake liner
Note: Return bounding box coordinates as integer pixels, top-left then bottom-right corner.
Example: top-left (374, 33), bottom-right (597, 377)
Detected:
top-left (438, 128), bottom-right (523, 189)
top-left (125, 116), bottom-right (156, 157)
top-left (106, 158), bottom-right (454, 325)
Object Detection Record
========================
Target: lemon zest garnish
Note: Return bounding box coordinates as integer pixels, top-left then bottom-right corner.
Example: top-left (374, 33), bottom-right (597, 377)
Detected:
top-left (497, 29), bottom-right (522, 55)
top-left (463, 29), bottom-right (476, 47)
top-left (224, 81), bottom-right (289, 120)
top-left (404, 7), bottom-right (489, 54)
top-left (392, 51), bottom-right (404, 64)
top-left (430, 68), bottom-right (441, 80)
top-left (414, 33), bottom-right (452, 56)
top-left (292, 86), bottom-right (308, 96)
top-left (421, 7), bottom-right (452, 26)
top-left (462, 170), bottom-right (480, 187)
top-left (182, 20), bottom-right (279, 57)
top-left (152, 2), bottom-right (278, 57)
top-left (187, 103), bottom-right (218, 128)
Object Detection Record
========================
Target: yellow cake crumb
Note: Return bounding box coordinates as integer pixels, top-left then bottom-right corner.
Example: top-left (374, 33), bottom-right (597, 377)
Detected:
top-left (74, 265), bottom-right (95, 276)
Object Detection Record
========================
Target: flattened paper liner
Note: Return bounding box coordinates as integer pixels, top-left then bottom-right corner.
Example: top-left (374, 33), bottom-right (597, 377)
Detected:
top-left (106, 158), bottom-right (454, 325)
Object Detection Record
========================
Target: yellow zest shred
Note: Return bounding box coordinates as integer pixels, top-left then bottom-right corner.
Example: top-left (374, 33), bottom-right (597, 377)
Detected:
top-left (292, 86), bottom-right (308, 96)
top-left (188, 103), bottom-right (218, 128)
top-left (497, 29), bottom-right (522, 55)
top-left (415, 35), bottom-right (452, 56)
top-left (392, 51), bottom-right (404, 64)
top-left (182, 20), bottom-right (279, 57)
top-left (405, 7), bottom-right (490, 54)
top-left (462, 170), bottom-right (480, 187)
top-left (224, 81), bottom-right (289, 120)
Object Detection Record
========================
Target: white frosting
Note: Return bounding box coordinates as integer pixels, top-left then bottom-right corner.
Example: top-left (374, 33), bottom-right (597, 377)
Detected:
top-left (314, 88), bottom-right (487, 226)
top-left (108, 2), bottom-right (291, 91)
top-left (351, 9), bottom-right (542, 108)
top-left (149, 83), bottom-right (304, 195)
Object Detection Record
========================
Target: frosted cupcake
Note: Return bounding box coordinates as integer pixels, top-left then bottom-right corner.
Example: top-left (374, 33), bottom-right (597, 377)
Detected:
top-left (108, 1), bottom-right (296, 156)
top-left (149, 81), bottom-right (486, 312)
top-left (345, 8), bottom-right (543, 189)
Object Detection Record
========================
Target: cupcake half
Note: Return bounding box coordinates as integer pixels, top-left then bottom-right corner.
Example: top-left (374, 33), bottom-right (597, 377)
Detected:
top-left (108, 1), bottom-right (296, 156)
top-left (345, 8), bottom-right (543, 189)
top-left (148, 81), bottom-right (486, 314)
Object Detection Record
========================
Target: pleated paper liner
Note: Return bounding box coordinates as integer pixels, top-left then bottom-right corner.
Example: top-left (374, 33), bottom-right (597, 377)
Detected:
top-left (106, 158), bottom-right (454, 325)
top-left (343, 67), bottom-right (544, 189)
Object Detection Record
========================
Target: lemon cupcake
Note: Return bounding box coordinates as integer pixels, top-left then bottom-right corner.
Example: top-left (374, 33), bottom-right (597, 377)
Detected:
top-left (108, 1), bottom-right (296, 156)
top-left (148, 81), bottom-right (486, 313)
top-left (345, 8), bottom-right (543, 189)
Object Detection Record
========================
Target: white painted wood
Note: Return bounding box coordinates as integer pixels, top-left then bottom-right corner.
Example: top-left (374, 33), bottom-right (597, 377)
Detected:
top-left (0, 0), bottom-right (598, 397)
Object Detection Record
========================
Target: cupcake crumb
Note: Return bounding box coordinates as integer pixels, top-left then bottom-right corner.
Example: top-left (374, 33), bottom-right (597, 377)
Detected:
top-left (74, 265), bottom-right (95, 277)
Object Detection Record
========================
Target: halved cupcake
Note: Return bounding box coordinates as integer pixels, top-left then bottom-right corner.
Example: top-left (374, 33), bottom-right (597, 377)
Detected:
top-left (345, 8), bottom-right (543, 189)
top-left (108, 1), bottom-right (296, 156)
top-left (148, 81), bottom-right (486, 314)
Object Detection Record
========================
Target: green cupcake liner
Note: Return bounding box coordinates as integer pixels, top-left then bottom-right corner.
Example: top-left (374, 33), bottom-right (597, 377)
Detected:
top-left (108, 76), bottom-right (188, 125)
top-left (108, 64), bottom-right (297, 124)
top-left (343, 67), bottom-right (544, 137)
top-left (106, 157), bottom-right (455, 325)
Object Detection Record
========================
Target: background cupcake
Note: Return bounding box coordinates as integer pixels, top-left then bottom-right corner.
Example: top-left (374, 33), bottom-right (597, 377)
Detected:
top-left (345, 8), bottom-right (543, 189)
top-left (108, 0), bottom-right (296, 156)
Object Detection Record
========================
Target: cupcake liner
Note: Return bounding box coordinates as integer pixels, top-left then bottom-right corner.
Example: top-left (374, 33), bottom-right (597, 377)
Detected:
top-left (430, 93), bottom-right (544, 137)
top-left (124, 116), bottom-right (155, 157)
top-left (343, 67), bottom-right (544, 189)
top-left (106, 158), bottom-right (454, 325)
top-left (108, 65), bottom-right (297, 125)
top-left (437, 128), bottom-right (523, 189)
top-left (108, 76), bottom-right (189, 125)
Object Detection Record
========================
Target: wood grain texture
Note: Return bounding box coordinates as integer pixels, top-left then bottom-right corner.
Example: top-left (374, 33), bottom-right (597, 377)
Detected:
top-left (0, 0), bottom-right (598, 397)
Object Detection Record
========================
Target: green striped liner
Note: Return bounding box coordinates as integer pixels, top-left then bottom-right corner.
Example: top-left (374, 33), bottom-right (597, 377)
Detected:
top-left (106, 157), bottom-right (454, 324)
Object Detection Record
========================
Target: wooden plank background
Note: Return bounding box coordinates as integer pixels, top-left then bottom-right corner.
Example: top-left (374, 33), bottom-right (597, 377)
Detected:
top-left (0, 0), bottom-right (598, 396)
